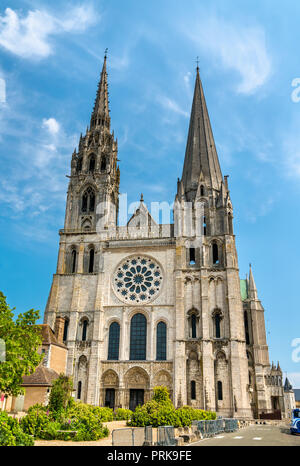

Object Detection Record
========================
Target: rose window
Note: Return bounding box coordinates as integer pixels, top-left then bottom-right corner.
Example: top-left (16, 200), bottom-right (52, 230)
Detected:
top-left (113, 256), bottom-right (163, 304)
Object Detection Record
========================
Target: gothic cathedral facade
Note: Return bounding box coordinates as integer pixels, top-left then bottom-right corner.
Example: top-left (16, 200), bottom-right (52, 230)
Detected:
top-left (44, 55), bottom-right (285, 419)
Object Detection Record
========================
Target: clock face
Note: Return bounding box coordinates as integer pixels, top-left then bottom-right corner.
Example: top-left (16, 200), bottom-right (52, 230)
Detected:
top-left (112, 255), bottom-right (163, 304)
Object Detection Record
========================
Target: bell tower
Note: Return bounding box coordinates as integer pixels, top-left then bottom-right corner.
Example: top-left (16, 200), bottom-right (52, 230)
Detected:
top-left (64, 52), bottom-right (120, 233)
top-left (173, 66), bottom-right (251, 417)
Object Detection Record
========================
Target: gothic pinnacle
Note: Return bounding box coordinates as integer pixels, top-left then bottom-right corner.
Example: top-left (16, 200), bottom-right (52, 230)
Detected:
top-left (90, 52), bottom-right (110, 130)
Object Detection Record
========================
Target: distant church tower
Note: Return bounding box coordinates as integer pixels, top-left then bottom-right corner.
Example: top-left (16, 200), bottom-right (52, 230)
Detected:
top-left (44, 56), bottom-right (285, 419)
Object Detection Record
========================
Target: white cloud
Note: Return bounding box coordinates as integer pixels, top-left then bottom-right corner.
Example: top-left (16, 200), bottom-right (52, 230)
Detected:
top-left (158, 95), bottom-right (189, 118)
top-left (186, 17), bottom-right (272, 94)
top-left (0, 5), bottom-right (98, 59)
top-left (42, 117), bottom-right (60, 135)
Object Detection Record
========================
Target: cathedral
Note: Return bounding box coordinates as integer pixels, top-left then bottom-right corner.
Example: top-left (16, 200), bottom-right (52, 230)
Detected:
top-left (43, 54), bottom-right (286, 419)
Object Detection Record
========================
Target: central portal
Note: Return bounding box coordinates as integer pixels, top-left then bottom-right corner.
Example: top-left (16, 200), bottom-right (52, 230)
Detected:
top-left (129, 389), bottom-right (144, 411)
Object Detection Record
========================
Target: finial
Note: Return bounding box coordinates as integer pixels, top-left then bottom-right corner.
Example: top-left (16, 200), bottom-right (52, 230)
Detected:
top-left (104, 48), bottom-right (108, 58)
top-left (196, 56), bottom-right (200, 71)
top-left (140, 193), bottom-right (144, 202)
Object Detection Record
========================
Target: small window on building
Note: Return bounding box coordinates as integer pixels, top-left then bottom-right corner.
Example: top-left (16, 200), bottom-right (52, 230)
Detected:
top-left (189, 247), bottom-right (196, 265)
top-left (156, 321), bottom-right (167, 361)
top-left (217, 381), bottom-right (223, 401)
top-left (89, 249), bottom-right (95, 273)
top-left (71, 250), bottom-right (77, 274)
top-left (212, 243), bottom-right (219, 265)
top-left (82, 320), bottom-right (88, 342)
top-left (191, 381), bottom-right (196, 400)
top-left (191, 314), bottom-right (197, 339)
top-left (200, 185), bottom-right (205, 197)
top-left (77, 381), bottom-right (82, 400)
top-left (203, 216), bottom-right (207, 236)
top-left (63, 319), bottom-right (69, 342)
top-left (244, 311), bottom-right (250, 345)
top-left (215, 313), bottom-right (221, 339)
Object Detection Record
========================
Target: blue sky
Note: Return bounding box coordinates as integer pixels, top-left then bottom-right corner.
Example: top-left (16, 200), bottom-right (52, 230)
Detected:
top-left (0, 0), bottom-right (300, 387)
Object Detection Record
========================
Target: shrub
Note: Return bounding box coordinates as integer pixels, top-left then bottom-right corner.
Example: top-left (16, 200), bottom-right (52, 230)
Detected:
top-left (127, 386), bottom-right (216, 428)
top-left (20, 407), bottom-right (51, 437)
top-left (114, 408), bottom-right (133, 421)
top-left (152, 386), bottom-right (172, 405)
top-left (0, 412), bottom-right (34, 446)
top-left (93, 406), bottom-right (114, 422)
top-left (71, 411), bottom-right (109, 441)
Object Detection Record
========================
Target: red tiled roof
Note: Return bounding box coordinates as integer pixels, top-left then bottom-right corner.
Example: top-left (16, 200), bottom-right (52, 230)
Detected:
top-left (22, 365), bottom-right (59, 386)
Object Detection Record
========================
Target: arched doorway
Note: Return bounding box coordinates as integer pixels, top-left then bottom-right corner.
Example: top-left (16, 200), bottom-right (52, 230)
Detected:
top-left (124, 367), bottom-right (150, 411)
top-left (101, 370), bottom-right (119, 409)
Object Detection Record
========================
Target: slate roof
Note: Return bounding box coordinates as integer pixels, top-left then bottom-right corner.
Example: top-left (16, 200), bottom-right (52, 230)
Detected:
top-left (22, 365), bottom-right (59, 387)
top-left (294, 389), bottom-right (300, 401)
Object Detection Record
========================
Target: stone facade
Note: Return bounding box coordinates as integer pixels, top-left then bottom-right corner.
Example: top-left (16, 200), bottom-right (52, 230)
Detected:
top-left (43, 56), bottom-right (286, 419)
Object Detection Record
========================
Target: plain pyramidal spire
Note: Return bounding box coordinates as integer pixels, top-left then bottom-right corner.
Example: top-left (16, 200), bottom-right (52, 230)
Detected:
top-left (90, 50), bottom-right (110, 130)
top-left (181, 65), bottom-right (223, 200)
top-left (248, 263), bottom-right (258, 300)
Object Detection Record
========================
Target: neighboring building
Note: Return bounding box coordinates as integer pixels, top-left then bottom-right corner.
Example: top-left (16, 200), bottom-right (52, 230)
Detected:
top-left (43, 54), bottom-right (286, 419)
top-left (7, 322), bottom-right (68, 412)
top-left (294, 389), bottom-right (300, 409)
top-left (283, 377), bottom-right (296, 418)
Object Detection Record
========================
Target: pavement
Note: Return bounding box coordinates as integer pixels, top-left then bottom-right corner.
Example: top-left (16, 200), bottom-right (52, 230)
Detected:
top-left (191, 424), bottom-right (300, 446)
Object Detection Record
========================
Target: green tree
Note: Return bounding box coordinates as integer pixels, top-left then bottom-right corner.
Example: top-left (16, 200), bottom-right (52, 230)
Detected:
top-left (0, 291), bottom-right (43, 397)
top-left (48, 374), bottom-right (73, 415)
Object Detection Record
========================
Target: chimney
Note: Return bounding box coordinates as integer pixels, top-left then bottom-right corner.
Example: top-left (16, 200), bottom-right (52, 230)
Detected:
top-left (54, 316), bottom-right (65, 344)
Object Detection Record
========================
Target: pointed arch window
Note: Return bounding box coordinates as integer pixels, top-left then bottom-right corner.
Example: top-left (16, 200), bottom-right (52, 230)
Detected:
top-left (200, 185), bottom-right (205, 197)
top-left (156, 321), bottom-right (167, 361)
top-left (71, 249), bottom-right (77, 274)
top-left (108, 322), bottom-right (120, 361)
top-left (81, 187), bottom-right (95, 213)
top-left (217, 381), bottom-right (223, 401)
top-left (212, 242), bottom-right (219, 265)
top-left (77, 381), bottom-right (82, 400)
top-left (203, 216), bottom-right (207, 236)
top-left (189, 247), bottom-right (196, 265)
top-left (215, 314), bottom-right (221, 339)
top-left (89, 154), bottom-right (96, 173)
top-left (191, 381), bottom-right (196, 400)
top-left (63, 318), bottom-right (69, 342)
top-left (88, 248), bottom-right (95, 273)
top-left (130, 313), bottom-right (147, 361)
top-left (191, 314), bottom-right (197, 338)
top-left (82, 319), bottom-right (88, 342)
top-left (244, 311), bottom-right (250, 345)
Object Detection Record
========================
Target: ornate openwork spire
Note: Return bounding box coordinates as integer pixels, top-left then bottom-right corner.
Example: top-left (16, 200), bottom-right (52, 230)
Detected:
top-left (90, 50), bottom-right (110, 130)
top-left (181, 66), bottom-right (223, 200)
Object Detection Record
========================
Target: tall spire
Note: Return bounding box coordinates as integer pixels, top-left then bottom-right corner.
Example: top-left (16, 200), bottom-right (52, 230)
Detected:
top-left (90, 50), bottom-right (110, 130)
top-left (181, 66), bottom-right (223, 200)
top-left (248, 264), bottom-right (258, 300)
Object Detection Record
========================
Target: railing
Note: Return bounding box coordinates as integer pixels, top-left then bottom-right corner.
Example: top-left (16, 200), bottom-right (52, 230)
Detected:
top-left (157, 426), bottom-right (176, 446)
top-left (112, 427), bottom-right (151, 446)
top-left (192, 418), bottom-right (238, 438)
